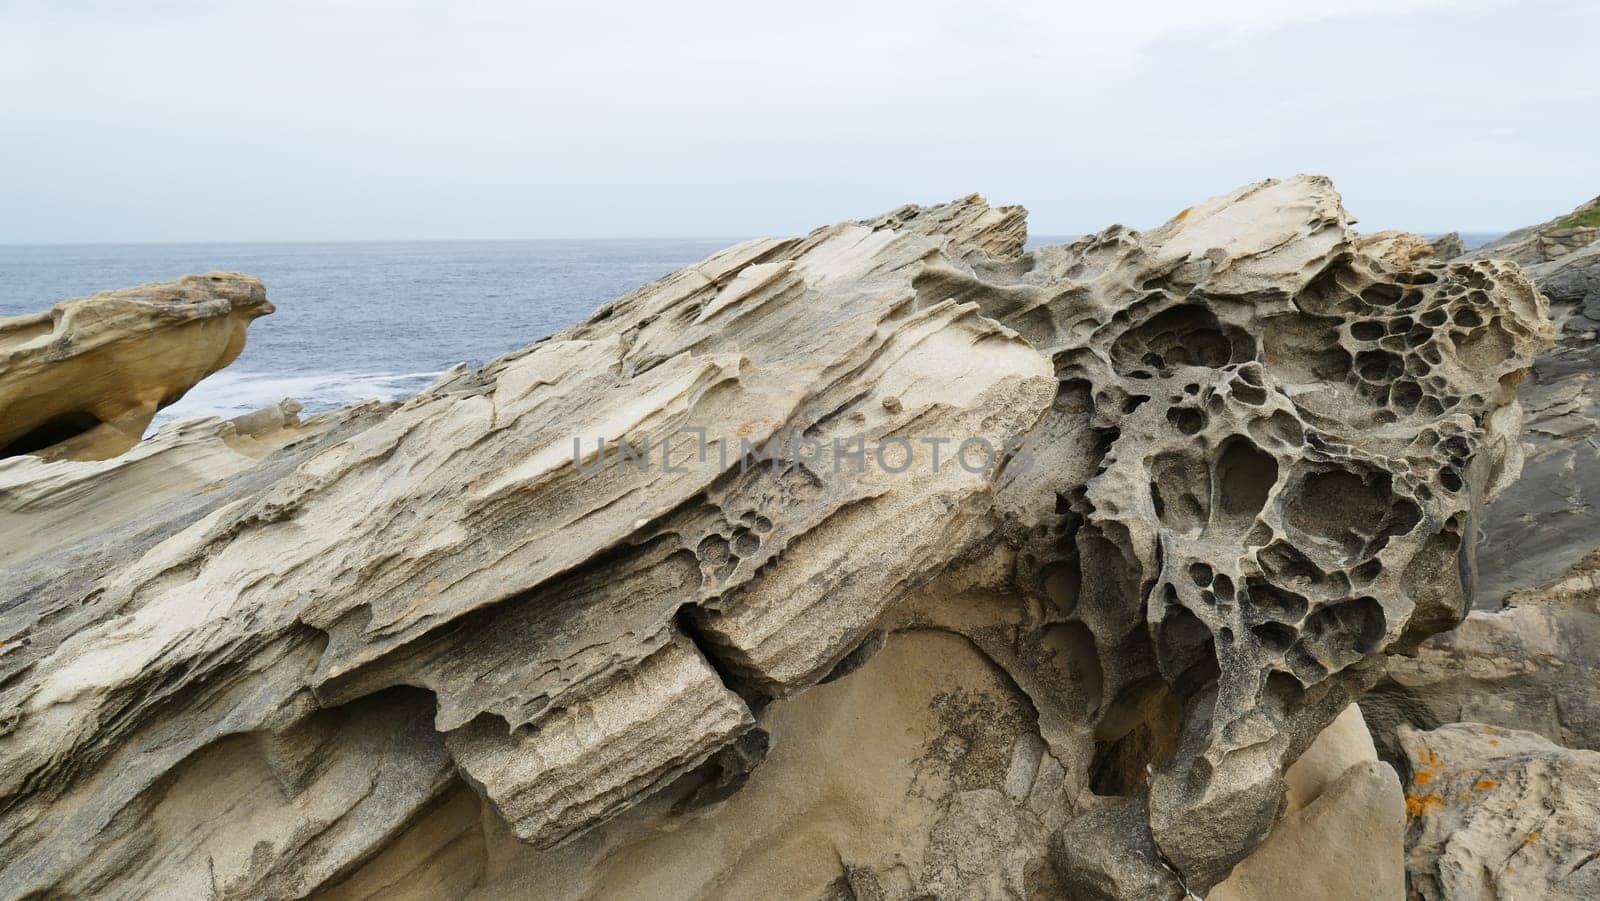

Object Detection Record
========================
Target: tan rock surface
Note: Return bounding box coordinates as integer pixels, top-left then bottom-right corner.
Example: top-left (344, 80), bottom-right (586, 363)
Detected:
top-left (1356, 230), bottom-right (1454, 267)
top-left (0, 178), bottom-right (1552, 898)
top-left (1211, 760), bottom-right (1405, 901)
top-left (0, 272), bottom-right (274, 461)
top-left (1402, 723), bottom-right (1600, 901)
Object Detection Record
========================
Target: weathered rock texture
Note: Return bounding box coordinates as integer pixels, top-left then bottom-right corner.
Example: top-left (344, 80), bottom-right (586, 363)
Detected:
top-left (0, 177), bottom-right (1552, 898)
top-left (1365, 549), bottom-right (1600, 763)
top-left (0, 273), bottom-right (273, 461)
top-left (1356, 230), bottom-right (1460, 268)
top-left (1466, 195), bottom-right (1600, 605)
top-left (1402, 723), bottom-right (1600, 900)
top-left (1465, 196), bottom-right (1600, 267)
top-left (1348, 194), bottom-right (1600, 899)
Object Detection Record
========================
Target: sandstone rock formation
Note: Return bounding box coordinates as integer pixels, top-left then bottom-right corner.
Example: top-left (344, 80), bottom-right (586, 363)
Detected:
top-left (1335, 194), bottom-right (1600, 899)
top-left (1401, 723), bottom-right (1600, 900)
top-left (0, 177), bottom-right (1553, 898)
top-left (1207, 704), bottom-right (1405, 900)
top-left (0, 272), bottom-right (274, 461)
top-left (1356, 230), bottom-right (1460, 267)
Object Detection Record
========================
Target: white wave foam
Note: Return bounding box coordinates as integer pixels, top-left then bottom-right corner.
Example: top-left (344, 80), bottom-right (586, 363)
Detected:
top-left (153, 369), bottom-right (442, 426)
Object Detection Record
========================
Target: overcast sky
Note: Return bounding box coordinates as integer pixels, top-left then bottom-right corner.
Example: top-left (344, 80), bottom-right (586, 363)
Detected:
top-left (1, 0), bottom-right (1595, 242)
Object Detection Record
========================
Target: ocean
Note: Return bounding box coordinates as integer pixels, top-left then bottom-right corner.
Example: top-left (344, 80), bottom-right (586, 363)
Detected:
top-left (0, 231), bottom-right (1505, 428)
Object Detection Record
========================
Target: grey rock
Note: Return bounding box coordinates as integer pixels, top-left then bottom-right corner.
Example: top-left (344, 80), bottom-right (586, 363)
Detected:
top-left (1476, 238), bottom-right (1600, 605)
top-left (1401, 723), bottom-right (1600, 901)
top-left (1464, 195), bottom-right (1600, 266)
top-left (1365, 550), bottom-right (1600, 761)
top-left (1428, 232), bottom-right (1466, 261)
top-left (1052, 795), bottom-right (1185, 901)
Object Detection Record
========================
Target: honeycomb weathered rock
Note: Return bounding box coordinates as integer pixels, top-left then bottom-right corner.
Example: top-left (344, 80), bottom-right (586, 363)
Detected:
top-left (0, 177), bottom-right (1552, 898)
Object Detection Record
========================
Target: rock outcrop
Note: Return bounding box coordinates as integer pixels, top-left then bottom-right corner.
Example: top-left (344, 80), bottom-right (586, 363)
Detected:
top-left (1342, 193), bottom-right (1600, 899)
top-left (0, 272), bottom-right (274, 461)
top-left (0, 177), bottom-right (1553, 898)
top-left (1207, 704), bottom-right (1406, 900)
top-left (1465, 196), bottom-right (1600, 267)
top-left (1443, 192), bottom-right (1600, 603)
top-left (1364, 549), bottom-right (1600, 762)
top-left (1356, 230), bottom-right (1460, 267)
top-left (1401, 723), bottom-right (1600, 900)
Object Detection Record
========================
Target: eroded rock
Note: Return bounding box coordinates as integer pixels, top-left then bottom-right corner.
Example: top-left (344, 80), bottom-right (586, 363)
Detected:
top-left (0, 272), bottom-right (273, 461)
top-left (969, 176), bottom-right (1550, 888)
top-left (0, 177), bottom-right (1552, 898)
top-left (1365, 548), bottom-right (1600, 764)
top-left (1356, 230), bottom-right (1459, 267)
top-left (1402, 723), bottom-right (1600, 901)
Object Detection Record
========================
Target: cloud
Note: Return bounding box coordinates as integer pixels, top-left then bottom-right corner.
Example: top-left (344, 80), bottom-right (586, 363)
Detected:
top-left (0, 0), bottom-right (1592, 240)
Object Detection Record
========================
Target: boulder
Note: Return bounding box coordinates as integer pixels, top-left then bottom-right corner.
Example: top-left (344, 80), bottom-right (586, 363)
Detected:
top-left (1401, 723), bottom-right (1600, 901)
top-left (1210, 761), bottom-right (1404, 901)
top-left (0, 177), bottom-right (1552, 898)
top-left (0, 272), bottom-right (273, 461)
top-left (1365, 548), bottom-right (1600, 762)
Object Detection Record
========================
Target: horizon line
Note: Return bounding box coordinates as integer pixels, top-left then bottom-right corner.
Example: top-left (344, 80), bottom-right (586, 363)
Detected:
top-left (0, 228), bottom-right (1510, 250)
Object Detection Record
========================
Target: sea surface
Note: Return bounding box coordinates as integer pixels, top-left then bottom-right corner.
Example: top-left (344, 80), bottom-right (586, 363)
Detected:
top-left (0, 231), bottom-right (1505, 427)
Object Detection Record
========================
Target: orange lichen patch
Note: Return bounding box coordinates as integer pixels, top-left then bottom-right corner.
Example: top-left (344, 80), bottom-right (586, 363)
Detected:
top-left (1174, 207), bottom-right (1192, 221)
top-left (1475, 778), bottom-right (1498, 791)
top-left (198, 482), bottom-right (227, 494)
top-left (1412, 747), bottom-right (1446, 787)
top-left (1523, 831), bottom-right (1541, 846)
top-left (1406, 791), bottom-right (1445, 818)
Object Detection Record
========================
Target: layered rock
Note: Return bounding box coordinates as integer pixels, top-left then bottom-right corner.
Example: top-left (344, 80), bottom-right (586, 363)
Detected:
top-left (1443, 192), bottom-right (1600, 602)
top-left (0, 177), bottom-right (1552, 898)
top-left (1401, 723), bottom-right (1600, 900)
top-left (1465, 195), bottom-right (1600, 267)
top-left (1364, 549), bottom-right (1600, 762)
top-left (0, 272), bottom-right (274, 461)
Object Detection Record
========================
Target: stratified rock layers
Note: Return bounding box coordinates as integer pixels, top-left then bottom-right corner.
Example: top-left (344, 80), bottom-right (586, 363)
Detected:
top-left (0, 177), bottom-right (1551, 898)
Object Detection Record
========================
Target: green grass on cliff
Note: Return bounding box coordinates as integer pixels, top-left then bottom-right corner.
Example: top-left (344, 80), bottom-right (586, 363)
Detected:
top-left (1550, 203), bottom-right (1600, 231)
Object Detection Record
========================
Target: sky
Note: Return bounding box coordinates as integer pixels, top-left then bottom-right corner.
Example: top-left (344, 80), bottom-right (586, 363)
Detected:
top-left (0, 0), bottom-right (1596, 243)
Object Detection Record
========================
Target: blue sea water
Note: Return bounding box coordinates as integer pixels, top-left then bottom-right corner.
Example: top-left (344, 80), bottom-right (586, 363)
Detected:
top-left (0, 240), bottom-right (733, 423)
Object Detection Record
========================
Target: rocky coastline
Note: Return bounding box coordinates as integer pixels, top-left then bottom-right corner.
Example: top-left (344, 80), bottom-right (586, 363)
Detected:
top-left (2, 177), bottom-right (1598, 900)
